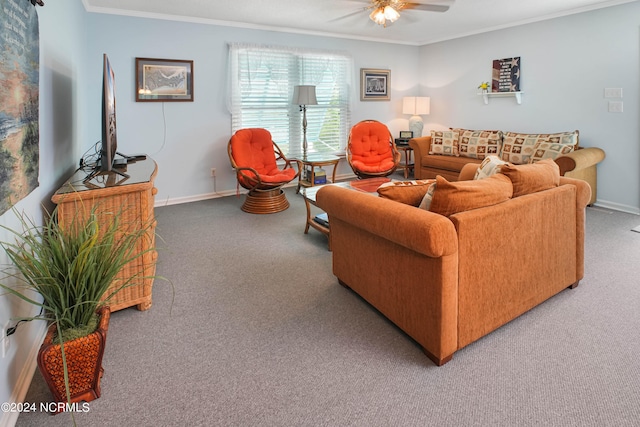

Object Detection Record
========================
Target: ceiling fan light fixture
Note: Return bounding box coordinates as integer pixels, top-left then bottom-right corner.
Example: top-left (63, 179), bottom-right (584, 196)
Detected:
top-left (383, 5), bottom-right (400, 22)
top-left (369, 7), bottom-right (387, 26)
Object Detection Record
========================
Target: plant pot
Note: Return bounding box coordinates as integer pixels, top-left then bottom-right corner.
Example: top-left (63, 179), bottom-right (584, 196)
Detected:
top-left (37, 306), bottom-right (111, 413)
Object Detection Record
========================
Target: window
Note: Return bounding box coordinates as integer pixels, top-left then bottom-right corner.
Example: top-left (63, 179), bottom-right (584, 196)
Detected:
top-left (228, 43), bottom-right (353, 158)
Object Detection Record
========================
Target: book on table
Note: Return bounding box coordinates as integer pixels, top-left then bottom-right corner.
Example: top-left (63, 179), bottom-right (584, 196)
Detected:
top-left (313, 213), bottom-right (329, 228)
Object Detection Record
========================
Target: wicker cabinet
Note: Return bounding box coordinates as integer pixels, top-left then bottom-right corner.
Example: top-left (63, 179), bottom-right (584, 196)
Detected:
top-left (51, 158), bottom-right (158, 311)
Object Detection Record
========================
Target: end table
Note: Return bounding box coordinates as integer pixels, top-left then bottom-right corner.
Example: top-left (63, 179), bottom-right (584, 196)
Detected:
top-left (295, 154), bottom-right (340, 193)
top-left (396, 145), bottom-right (414, 179)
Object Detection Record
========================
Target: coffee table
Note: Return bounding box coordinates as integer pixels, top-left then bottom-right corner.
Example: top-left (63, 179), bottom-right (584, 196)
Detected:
top-left (299, 177), bottom-right (390, 249)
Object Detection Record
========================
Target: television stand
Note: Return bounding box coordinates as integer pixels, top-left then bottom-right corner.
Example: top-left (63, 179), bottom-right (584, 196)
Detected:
top-left (52, 157), bottom-right (158, 311)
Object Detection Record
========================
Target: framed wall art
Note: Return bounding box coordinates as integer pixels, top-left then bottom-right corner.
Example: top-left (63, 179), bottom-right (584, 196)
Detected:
top-left (492, 57), bottom-right (520, 92)
top-left (360, 68), bottom-right (390, 101)
top-left (136, 57), bottom-right (194, 102)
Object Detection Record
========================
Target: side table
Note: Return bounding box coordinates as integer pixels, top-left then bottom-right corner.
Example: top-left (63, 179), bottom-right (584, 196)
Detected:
top-left (396, 145), bottom-right (414, 179)
top-left (295, 154), bottom-right (340, 193)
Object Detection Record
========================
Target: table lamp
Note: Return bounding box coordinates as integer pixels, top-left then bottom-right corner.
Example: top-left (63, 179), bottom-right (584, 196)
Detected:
top-left (292, 85), bottom-right (318, 159)
top-left (402, 96), bottom-right (430, 138)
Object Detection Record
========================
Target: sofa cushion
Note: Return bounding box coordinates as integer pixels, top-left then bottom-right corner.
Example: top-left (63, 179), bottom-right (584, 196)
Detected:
top-left (429, 130), bottom-right (459, 156)
top-left (529, 141), bottom-right (575, 163)
top-left (428, 174), bottom-right (513, 217)
top-left (377, 179), bottom-right (435, 206)
top-left (474, 155), bottom-right (508, 180)
top-left (500, 158), bottom-right (560, 197)
top-left (421, 153), bottom-right (482, 172)
top-left (455, 129), bottom-right (503, 160)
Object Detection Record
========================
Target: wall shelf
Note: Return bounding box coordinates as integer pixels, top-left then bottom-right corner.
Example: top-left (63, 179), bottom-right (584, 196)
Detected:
top-left (479, 91), bottom-right (522, 105)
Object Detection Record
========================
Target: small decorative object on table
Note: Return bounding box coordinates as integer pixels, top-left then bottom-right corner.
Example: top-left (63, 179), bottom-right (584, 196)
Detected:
top-left (396, 131), bottom-right (413, 145)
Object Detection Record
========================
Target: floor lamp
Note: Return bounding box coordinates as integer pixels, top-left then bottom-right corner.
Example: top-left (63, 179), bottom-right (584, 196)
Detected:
top-left (292, 85), bottom-right (317, 160)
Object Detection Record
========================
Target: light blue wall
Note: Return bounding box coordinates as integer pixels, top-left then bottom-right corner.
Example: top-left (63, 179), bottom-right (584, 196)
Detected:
top-left (419, 2), bottom-right (640, 213)
top-left (81, 13), bottom-right (421, 204)
top-left (0, 1), bottom-right (87, 424)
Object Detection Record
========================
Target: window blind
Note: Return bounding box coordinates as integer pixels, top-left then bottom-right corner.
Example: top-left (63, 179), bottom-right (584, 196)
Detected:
top-left (228, 43), bottom-right (353, 158)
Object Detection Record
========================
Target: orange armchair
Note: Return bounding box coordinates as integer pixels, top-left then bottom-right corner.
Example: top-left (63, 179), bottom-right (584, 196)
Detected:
top-left (347, 120), bottom-right (400, 179)
top-left (228, 128), bottom-right (300, 214)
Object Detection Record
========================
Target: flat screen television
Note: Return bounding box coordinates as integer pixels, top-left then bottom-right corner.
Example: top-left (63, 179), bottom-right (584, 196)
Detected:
top-left (83, 54), bottom-right (129, 183)
top-left (101, 52), bottom-right (118, 173)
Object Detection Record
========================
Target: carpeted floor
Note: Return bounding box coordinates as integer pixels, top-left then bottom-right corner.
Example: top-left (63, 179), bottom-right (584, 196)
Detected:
top-left (14, 184), bottom-right (640, 426)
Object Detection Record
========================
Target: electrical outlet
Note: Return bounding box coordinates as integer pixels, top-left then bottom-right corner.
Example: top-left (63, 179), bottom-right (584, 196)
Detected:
top-left (1, 321), bottom-right (9, 358)
top-left (210, 168), bottom-right (216, 177)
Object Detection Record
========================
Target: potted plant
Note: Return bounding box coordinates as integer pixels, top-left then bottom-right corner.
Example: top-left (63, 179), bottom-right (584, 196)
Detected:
top-left (0, 204), bottom-right (155, 414)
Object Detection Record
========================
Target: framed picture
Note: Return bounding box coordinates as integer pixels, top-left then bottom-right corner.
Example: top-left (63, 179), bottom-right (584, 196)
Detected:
top-left (399, 131), bottom-right (413, 139)
top-left (360, 68), bottom-right (390, 101)
top-left (136, 57), bottom-right (194, 102)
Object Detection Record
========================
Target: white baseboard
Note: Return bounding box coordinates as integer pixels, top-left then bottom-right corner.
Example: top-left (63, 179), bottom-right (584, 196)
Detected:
top-left (154, 189), bottom-right (242, 207)
top-left (0, 323), bottom-right (46, 427)
top-left (592, 200), bottom-right (640, 215)
top-left (154, 173), bottom-right (357, 208)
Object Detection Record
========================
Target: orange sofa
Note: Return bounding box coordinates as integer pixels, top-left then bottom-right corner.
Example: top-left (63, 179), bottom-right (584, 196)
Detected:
top-left (316, 162), bottom-right (590, 366)
top-left (409, 129), bottom-right (604, 205)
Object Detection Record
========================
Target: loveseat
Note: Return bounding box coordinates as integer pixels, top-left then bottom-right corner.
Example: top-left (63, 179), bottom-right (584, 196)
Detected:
top-left (409, 129), bottom-right (604, 205)
top-left (316, 160), bottom-right (590, 366)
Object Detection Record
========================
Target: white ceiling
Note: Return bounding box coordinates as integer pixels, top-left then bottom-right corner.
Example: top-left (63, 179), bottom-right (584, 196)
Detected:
top-left (82, 0), bottom-right (638, 45)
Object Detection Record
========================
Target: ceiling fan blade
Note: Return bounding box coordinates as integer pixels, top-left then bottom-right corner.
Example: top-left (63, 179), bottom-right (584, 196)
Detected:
top-left (329, 9), bottom-right (367, 23)
top-left (405, 3), bottom-right (450, 13)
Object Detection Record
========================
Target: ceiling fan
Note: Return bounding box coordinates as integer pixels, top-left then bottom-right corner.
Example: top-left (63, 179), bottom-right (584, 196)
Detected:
top-left (354, 0), bottom-right (453, 27)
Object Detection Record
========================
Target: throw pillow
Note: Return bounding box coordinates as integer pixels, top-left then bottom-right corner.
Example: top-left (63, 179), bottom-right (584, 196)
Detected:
top-left (428, 174), bottom-right (513, 217)
top-left (500, 158), bottom-right (560, 197)
top-left (529, 141), bottom-right (575, 163)
top-left (501, 132), bottom-right (542, 164)
top-left (455, 129), bottom-right (503, 160)
top-left (501, 131), bottom-right (578, 164)
top-left (474, 155), bottom-right (508, 180)
top-left (377, 179), bottom-right (435, 206)
top-left (429, 130), bottom-right (459, 156)
top-left (545, 131), bottom-right (579, 147)
top-left (419, 181), bottom-right (437, 210)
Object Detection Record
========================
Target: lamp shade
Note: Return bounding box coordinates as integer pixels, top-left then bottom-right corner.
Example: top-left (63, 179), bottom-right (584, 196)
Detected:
top-left (402, 96), bottom-right (430, 115)
top-left (292, 85), bottom-right (318, 106)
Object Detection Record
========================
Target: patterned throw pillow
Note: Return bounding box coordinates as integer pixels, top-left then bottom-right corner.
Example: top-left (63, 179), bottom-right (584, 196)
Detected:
top-left (501, 131), bottom-right (578, 164)
top-left (474, 155), bottom-right (508, 180)
top-left (529, 142), bottom-right (575, 163)
top-left (501, 133), bottom-right (543, 164)
top-left (377, 179), bottom-right (435, 206)
top-left (545, 131), bottom-right (579, 146)
top-left (419, 181), bottom-right (437, 210)
top-left (429, 130), bottom-right (459, 156)
top-left (455, 129), bottom-right (502, 160)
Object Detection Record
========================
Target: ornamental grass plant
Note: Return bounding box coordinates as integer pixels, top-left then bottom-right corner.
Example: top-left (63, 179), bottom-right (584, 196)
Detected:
top-left (0, 204), bottom-right (154, 342)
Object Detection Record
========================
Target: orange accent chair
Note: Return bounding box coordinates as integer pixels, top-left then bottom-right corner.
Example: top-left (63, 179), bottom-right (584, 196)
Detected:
top-left (228, 128), bottom-right (300, 214)
top-left (347, 120), bottom-right (400, 179)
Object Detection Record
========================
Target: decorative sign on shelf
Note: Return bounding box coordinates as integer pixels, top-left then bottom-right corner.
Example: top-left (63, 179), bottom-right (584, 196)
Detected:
top-left (492, 57), bottom-right (520, 92)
